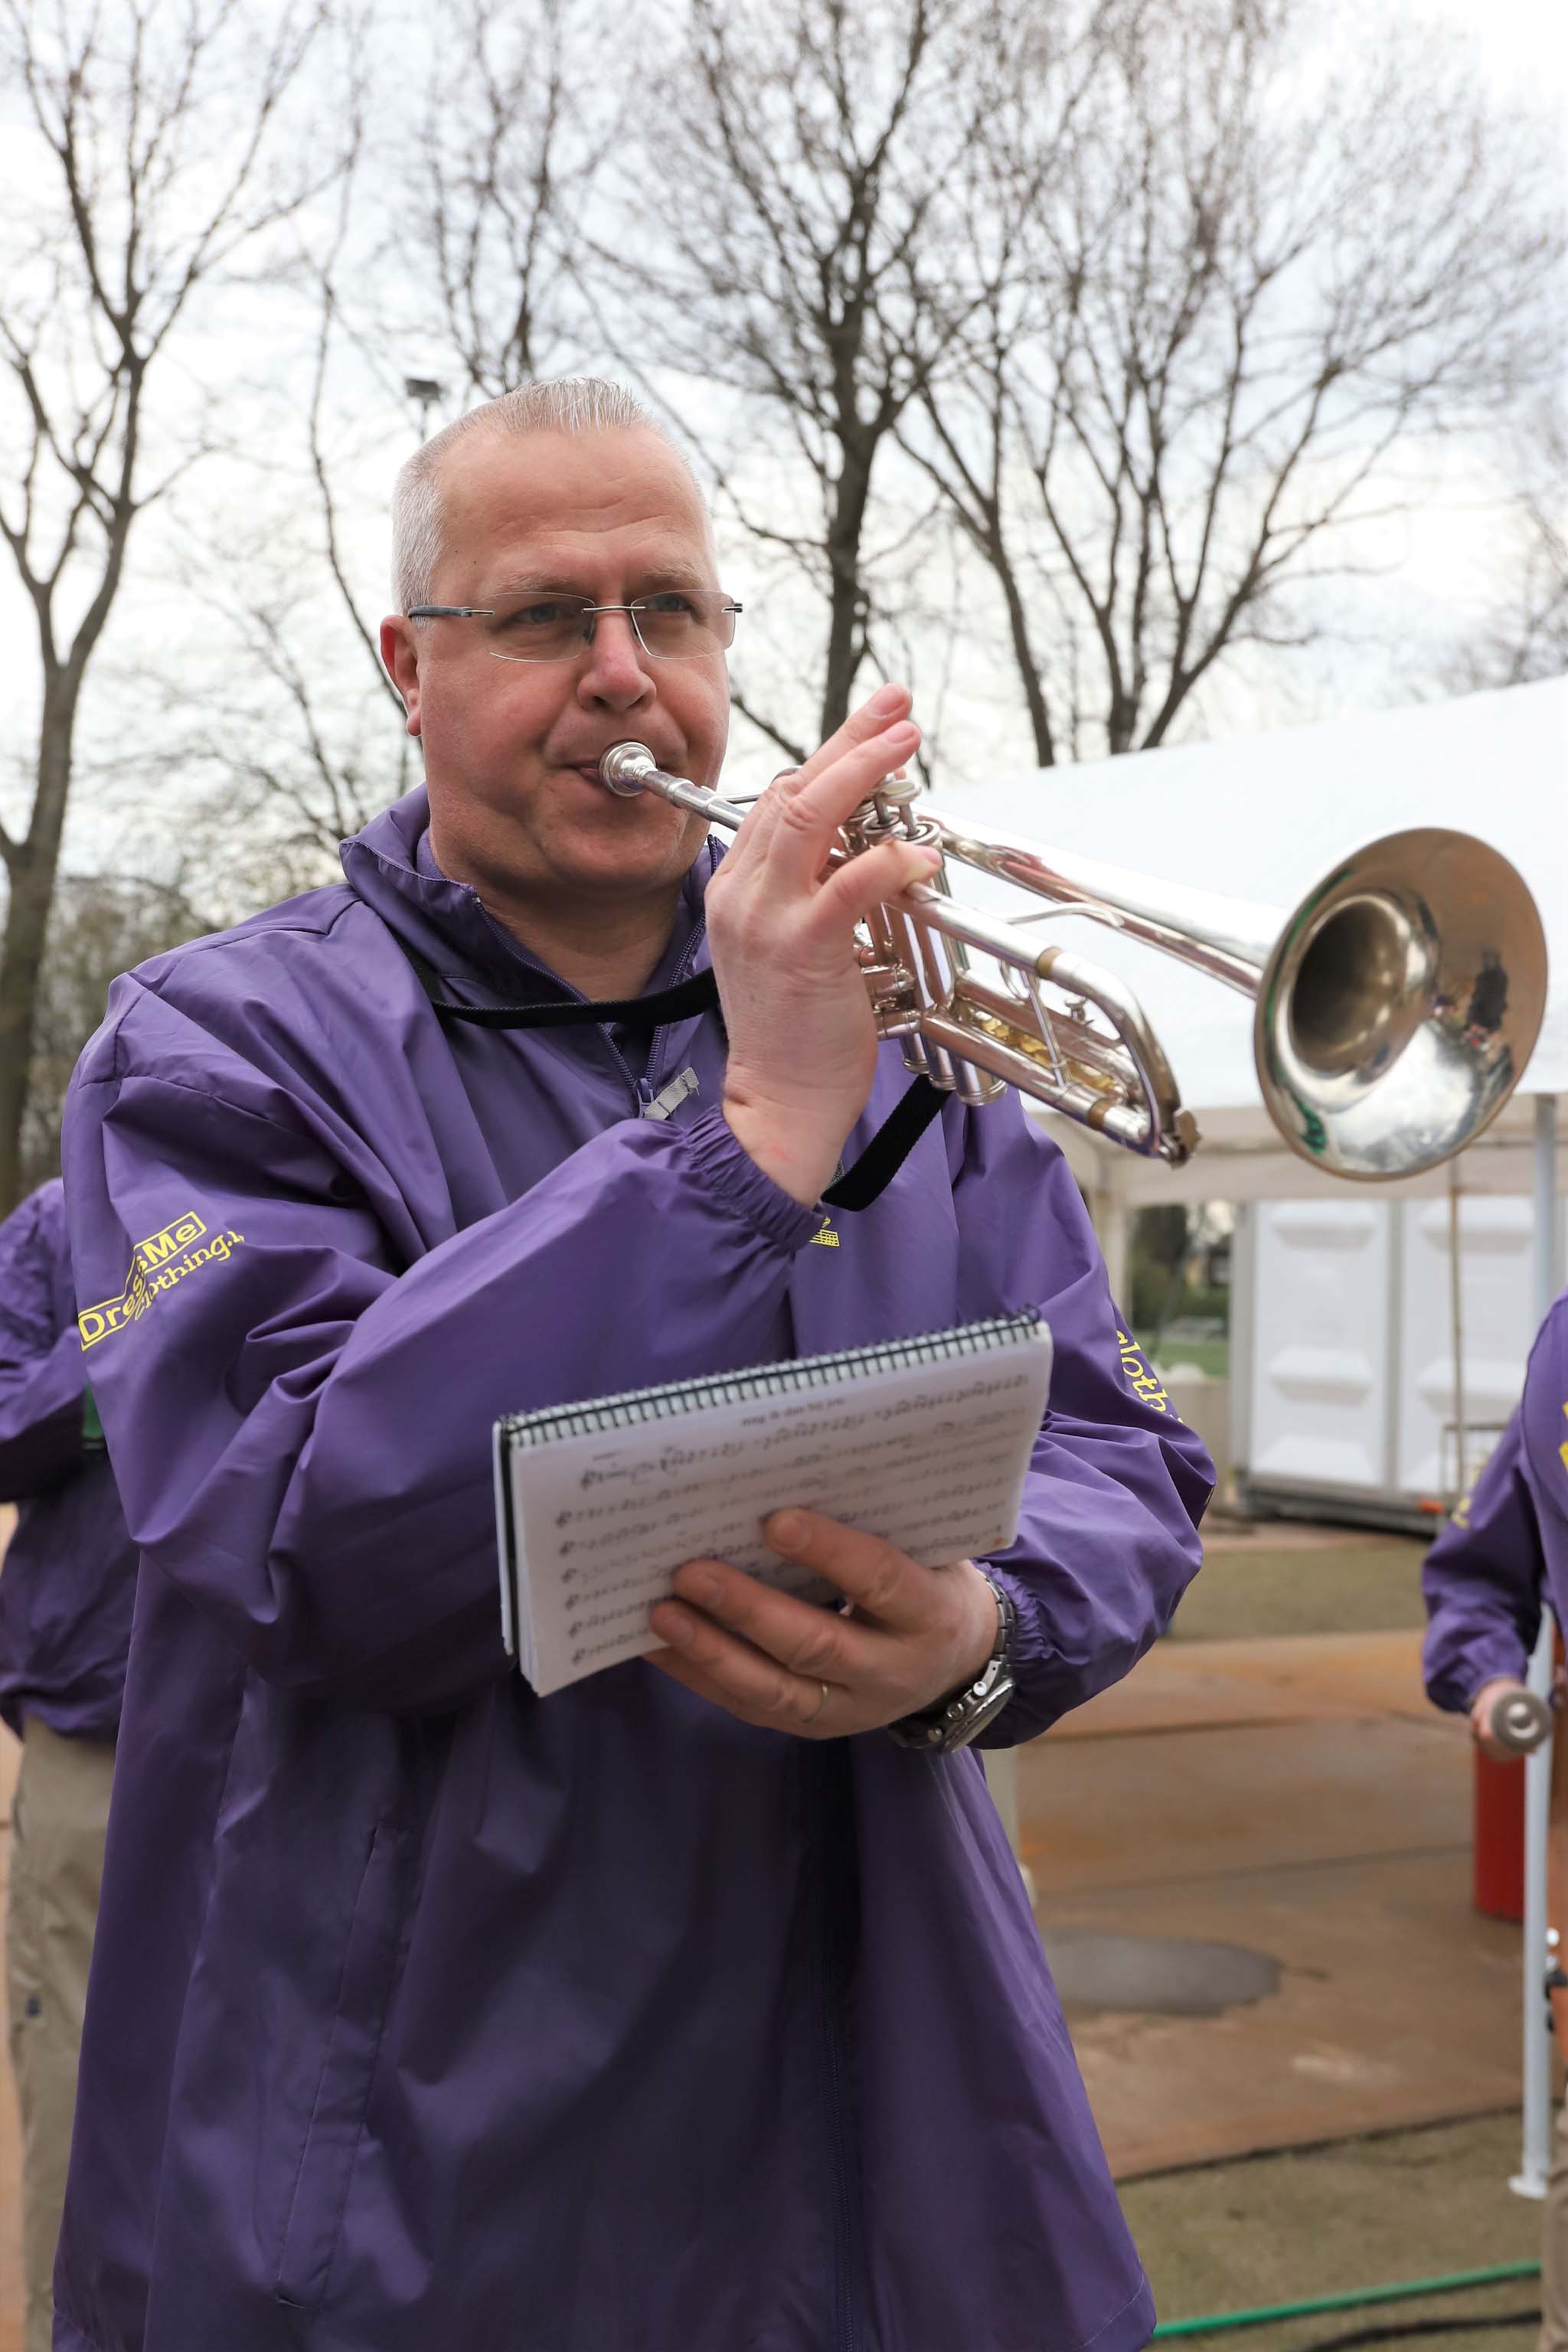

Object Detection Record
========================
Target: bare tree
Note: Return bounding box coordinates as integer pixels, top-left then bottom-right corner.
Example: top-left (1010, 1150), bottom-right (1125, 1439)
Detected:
top-left (610, 0), bottom-right (1087, 757)
top-left (19, 873), bottom-right (213, 1197)
top-left (0, 0), bottom-right (345, 1210)
top-left (901, 0), bottom-right (1566, 763)
top-left (159, 0), bottom-right (613, 868)
top-left (406, 0), bottom-right (612, 401)
top-left (1441, 394), bottom-right (1568, 694)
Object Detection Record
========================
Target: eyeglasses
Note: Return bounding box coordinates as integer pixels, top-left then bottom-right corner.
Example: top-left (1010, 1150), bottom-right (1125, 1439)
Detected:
top-left (406, 590), bottom-right (743, 665)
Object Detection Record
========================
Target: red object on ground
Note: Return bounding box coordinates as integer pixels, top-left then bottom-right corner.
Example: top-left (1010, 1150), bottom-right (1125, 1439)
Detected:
top-left (1473, 1747), bottom-right (1526, 1920)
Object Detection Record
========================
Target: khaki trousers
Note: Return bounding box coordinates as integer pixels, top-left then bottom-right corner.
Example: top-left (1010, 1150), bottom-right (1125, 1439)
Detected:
top-left (1544, 2096), bottom-right (1568, 2352)
top-left (5, 1718), bottom-right (113, 2352)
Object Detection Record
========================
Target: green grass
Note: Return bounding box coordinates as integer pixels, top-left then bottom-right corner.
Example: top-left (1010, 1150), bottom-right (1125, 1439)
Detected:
top-left (1146, 1336), bottom-right (1230, 1379)
top-left (1124, 2113), bottom-right (1538, 2352)
top-left (1168, 1537), bottom-right (1432, 1641)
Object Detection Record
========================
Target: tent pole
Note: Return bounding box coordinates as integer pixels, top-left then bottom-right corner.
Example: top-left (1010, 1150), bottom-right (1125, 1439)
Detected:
top-left (1515, 1095), bottom-right (1560, 2200)
top-left (1446, 1158), bottom-right (1465, 1506)
top-left (1093, 1179), bottom-right (1132, 1323)
top-left (1536, 1094), bottom-right (1560, 1326)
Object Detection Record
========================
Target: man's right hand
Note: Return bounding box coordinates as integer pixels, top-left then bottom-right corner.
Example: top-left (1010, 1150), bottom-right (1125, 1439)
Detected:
top-left (706, 683), bottom-right (939, 1207)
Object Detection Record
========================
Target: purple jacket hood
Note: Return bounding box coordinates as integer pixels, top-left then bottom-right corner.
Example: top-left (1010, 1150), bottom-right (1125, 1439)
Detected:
top-left (57, 784), bottom-right (1210, 2352)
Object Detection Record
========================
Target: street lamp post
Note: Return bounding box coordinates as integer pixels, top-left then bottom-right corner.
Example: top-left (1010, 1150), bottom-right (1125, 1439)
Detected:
top-left (403, 377), bottom-right (445, 440)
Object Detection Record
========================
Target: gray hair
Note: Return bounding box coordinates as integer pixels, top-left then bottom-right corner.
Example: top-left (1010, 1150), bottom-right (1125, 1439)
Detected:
top-left (390, 377), bottom-right (703, 612)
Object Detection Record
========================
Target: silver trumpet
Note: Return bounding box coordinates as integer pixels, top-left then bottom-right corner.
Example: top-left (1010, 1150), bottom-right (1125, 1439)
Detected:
top-left (599, 742), bottom-right (1547, 1181)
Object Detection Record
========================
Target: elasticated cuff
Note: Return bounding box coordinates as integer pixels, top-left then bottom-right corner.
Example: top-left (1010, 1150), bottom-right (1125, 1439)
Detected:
top-left (681, 1106), bottom-right (826, 1256)
top-left (1426, 1632), bottom-right (1534, 1717)
top-left (968, 1564), bottom-right (1057, 1747)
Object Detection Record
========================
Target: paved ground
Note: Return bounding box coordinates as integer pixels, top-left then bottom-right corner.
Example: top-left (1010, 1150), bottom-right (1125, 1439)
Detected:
top-left (1026, 1522), bottom-right (1539, 2349)
top-left (1023, 1626), bottom-right (1520, 2173)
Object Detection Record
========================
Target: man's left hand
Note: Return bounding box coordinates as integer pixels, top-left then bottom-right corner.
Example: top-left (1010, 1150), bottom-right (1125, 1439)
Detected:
top-left (647, 1508), bottom-right (1000, 1740)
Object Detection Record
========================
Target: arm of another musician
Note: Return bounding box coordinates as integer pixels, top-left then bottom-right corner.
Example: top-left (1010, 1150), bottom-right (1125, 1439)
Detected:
top-left (1423, 1402), bottom-right (1544, 1716)
top-left (0, 1184), bottom-right (91, 1500)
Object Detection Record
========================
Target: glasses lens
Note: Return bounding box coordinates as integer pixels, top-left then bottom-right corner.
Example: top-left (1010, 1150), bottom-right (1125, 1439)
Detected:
top-left (633, 593), bottom-right (737, 660)
top-left (487, 596), bottom-right (595, 664)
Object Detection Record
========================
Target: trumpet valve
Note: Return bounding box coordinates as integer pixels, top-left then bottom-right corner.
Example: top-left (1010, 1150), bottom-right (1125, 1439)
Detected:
top-left (953, 1061), bottom-right (1008, 1107)
top-left (858, 955), bottom-right (923, 1037)
top-left (850, 776), bottom-right (929, 847)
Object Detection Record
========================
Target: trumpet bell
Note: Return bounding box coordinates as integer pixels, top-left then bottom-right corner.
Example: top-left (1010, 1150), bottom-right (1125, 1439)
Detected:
top-left (1256, 828), bottom-right (1547, 1180)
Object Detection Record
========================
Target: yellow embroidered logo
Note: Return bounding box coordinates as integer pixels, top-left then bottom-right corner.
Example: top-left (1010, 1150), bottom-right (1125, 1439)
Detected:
top-left (810, 1222), bottom-right (841, 1249)
top-left (1115, 1329), bottom-right (1171, 1415)
top-left (78, 1211), bottom-right (245, 1349)
top-left (135, 1211), bottom-right (206, 1269)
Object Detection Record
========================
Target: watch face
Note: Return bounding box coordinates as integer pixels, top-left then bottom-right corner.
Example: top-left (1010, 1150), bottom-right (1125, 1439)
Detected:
top-left (933, 1671), bottom-right (1015, 1752)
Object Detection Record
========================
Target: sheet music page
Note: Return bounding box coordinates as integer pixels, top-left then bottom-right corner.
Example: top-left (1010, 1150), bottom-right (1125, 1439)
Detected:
top-left (509, 1325), bottom-right (1051, 1696)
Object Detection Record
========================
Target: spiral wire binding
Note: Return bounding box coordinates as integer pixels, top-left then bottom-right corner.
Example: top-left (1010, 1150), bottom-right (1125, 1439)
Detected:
top-left (497, 1311), bottom-right (1047, 1449)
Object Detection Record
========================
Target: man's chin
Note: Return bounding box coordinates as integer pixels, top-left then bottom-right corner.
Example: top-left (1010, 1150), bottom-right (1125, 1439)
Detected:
top-left (537, 826), bottom-right (702, 904)
top-left (537, 792), bottom-right (704, 895)
top-left (548, 855), bottom-right (695, 903)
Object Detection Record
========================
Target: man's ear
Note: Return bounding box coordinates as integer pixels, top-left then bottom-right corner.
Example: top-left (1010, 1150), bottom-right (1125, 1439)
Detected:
top-left (380, 617), bottom-right (423, 737)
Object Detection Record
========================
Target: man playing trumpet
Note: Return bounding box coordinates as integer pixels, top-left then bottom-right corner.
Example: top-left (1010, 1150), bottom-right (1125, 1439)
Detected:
top-left (56, 379), bottom-right (1210, 2352)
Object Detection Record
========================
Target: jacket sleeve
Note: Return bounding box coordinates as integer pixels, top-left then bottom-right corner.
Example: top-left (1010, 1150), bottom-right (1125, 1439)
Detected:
top-left (1421, 1406), bottom-right (1543, 1713)
top-left (62, 981), bottom-right (823, 1715)
top-left (945, 1099), bottom-right (1214, 1746)
top-left (0, 1185), bottom-right (89, 1501)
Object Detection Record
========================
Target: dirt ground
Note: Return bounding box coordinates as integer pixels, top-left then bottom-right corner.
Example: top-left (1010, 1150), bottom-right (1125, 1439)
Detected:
top-left (1127, 2112), bottom-right (1540, 2352)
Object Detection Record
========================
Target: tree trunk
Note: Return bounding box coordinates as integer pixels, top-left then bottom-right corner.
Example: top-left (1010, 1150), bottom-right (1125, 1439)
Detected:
top-left (995, 554), bottom-right (1055, 768)
top-left (0, 695), bottom-right (75, 1214)
top-left (819, 449), bottom-right (875, 741)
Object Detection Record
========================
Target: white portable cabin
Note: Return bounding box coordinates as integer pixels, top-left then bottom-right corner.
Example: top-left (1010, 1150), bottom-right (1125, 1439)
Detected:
top-left (935, 678), bottom-right (1568, 1527)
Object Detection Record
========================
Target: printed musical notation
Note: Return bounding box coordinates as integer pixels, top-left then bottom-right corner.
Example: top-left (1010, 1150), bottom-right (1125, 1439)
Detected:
top-left (497, 1321), bottom-right (1053, 1697)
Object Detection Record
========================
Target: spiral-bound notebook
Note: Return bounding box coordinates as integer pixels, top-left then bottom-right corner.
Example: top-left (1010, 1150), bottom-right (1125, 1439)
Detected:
top-left (494, 1311), bottom-right (1052, 1696)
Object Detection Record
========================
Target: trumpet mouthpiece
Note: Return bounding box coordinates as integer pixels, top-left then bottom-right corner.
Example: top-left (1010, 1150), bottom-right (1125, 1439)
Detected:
top-left (599, 742), bottom-right (657, 796)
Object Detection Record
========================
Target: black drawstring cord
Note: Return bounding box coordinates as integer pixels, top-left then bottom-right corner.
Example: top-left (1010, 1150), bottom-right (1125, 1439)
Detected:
top-left (395, 939), bottom-right (946, 1209)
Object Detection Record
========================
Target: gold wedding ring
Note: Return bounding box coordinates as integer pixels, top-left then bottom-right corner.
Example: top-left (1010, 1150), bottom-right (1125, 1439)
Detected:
top-left (803, 1681), bottom-right (831, 1726)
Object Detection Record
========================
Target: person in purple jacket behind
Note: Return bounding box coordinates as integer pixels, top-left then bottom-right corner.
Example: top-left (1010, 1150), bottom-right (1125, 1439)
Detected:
top-left (55, 377), bottom-right (1212, 2352)
top-left (0, 1179), bottom-right (137, 2352)
top-left (1424, 1292), bottom-right (1568, 2352)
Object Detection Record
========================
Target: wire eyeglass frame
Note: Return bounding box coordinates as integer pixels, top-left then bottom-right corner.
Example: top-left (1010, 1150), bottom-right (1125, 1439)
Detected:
top-left (406, 591), bottom-right (743, 665)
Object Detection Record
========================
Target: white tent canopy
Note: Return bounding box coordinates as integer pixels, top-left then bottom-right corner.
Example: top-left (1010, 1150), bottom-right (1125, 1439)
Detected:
top-left (939, 678), bottom-right (1568, 2206)
top-left (934, 678), bottom-right (1568, 1209)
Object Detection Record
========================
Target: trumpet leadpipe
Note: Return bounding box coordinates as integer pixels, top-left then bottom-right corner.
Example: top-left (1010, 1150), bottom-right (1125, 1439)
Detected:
top-left (599, 741), bottom-right (751, 830)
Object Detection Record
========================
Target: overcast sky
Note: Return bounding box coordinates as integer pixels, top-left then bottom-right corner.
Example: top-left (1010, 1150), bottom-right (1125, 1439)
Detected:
top-left (2, 0), bottom-right (1563, 858)
top-left (1409, 0), bottom-right (1568, 111)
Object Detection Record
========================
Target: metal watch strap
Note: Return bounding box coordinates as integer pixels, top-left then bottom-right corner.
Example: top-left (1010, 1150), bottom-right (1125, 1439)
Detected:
top-left (886, 1573), bottom-right (1017, 1754)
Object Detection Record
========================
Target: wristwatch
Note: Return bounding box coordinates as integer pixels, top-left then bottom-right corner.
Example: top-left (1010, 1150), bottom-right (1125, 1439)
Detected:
top-left (887, 1573), bottom-right (1017, 1753)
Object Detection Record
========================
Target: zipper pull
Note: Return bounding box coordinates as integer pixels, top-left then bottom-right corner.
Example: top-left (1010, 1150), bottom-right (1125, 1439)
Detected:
top-left (641, 1067), bottom-right (701, 1122)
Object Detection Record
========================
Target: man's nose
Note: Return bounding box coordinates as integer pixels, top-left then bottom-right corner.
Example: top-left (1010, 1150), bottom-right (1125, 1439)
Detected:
top-left (577, 610), bottom-right (654, 712)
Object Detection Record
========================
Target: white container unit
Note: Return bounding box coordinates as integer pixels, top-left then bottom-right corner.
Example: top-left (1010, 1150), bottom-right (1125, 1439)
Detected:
top-left (1236, 1194), bottom-right (1562, 1528)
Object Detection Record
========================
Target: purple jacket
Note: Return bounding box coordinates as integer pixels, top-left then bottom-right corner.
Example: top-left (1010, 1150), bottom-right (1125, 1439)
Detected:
top-left (1423, 1293), bottom-right (1568, 1710)
top-left (0, 1180), bottom-right (136, 1742)
top-left (57, 787), bottom-right (1211, 2352)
